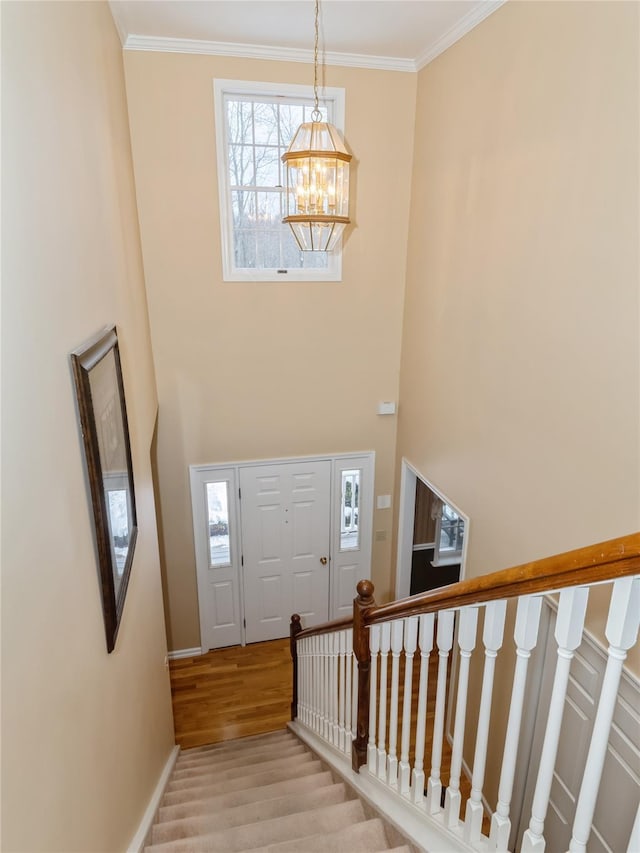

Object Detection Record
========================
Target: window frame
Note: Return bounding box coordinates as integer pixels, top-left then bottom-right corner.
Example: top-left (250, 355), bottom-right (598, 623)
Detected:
top-left (213, 78), bottom-right (346, 282)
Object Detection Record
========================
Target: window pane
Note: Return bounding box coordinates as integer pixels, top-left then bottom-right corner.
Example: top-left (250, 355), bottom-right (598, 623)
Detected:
top-left (228, 144), bottom-right (254, 188)
top-left (253, 101), bottom-right (280, 145)
top-left (254, 147), bottom-right (281, 188)
top-left (279, 104), bottom-right (304, 146)
top-left (234, 228), bottom-right (257, 268)
top-left (440, 505), bottom-right (464, 553)
top-left (226, 99), bottom-right (253, 145)
top-left (207, 482), bottom-right (231, 567)
top-left (340, 469), bottom-right (360, 550)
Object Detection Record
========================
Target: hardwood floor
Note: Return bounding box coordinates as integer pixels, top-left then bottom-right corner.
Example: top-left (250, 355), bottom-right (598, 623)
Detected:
top-left (170, 639), bottom-right (292, 749)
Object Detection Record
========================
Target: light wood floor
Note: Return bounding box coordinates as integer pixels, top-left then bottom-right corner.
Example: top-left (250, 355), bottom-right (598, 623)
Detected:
top-left (170, 639), bottom-right (292, 749)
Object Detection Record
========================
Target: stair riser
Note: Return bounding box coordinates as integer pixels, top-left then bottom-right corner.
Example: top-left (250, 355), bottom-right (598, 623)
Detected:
top-left (173, 744), bottom-right (306, 777)
top-left (158, 770), bottom-right (334, 822)
top-left (146, 799), bottom-right (365, 853)
top-left (151, 783), bottom-right (350, 845)
top-left (180, 731), bottom-right (293, 757)
top-left (160, 760), bottom-right (325, 806)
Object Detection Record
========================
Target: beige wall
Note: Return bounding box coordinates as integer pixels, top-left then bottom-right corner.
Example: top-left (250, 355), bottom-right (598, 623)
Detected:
top-left (396, 0), bottom-right (639, 585)
top-left (2, 3), bottom-right (175, 850)
top-left (396, 0), bottom-right (640, 805)
top-left (124, 52), bottom-right (416, 650)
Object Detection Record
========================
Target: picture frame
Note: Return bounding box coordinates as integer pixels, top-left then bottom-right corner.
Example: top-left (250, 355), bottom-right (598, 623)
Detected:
top-left (71, 326), bottom-right (138, 652)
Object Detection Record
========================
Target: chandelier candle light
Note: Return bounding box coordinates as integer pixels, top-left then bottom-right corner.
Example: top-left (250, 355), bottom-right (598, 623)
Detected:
top-left (282, 0), bottom-right (352, 252)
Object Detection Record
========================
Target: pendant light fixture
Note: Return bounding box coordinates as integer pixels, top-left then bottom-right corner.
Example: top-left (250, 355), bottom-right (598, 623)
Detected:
top-left (282, 0), bottom-right (352, 252)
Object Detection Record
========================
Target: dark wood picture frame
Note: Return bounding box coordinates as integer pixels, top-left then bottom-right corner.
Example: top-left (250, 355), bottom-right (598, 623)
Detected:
top-left (71, 326), bottom-right (138, 652)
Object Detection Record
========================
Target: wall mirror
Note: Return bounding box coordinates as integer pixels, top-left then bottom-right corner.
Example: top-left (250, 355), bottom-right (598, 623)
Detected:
top-left (71, 326), bottom-right (137, 652)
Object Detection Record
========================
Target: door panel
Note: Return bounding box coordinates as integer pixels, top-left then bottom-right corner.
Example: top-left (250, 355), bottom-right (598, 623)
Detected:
top-left (241, 460), bottom-right (330, 643)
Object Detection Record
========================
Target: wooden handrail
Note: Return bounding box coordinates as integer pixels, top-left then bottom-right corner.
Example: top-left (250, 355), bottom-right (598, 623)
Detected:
top-left (290, 533), bottom-right (640, 640)
top-left (294, 614), bottom-right (353, 641)
top-left (289, 532), bottom-right (640, 775)
top-left (367, 532), bottom-right (640, 625)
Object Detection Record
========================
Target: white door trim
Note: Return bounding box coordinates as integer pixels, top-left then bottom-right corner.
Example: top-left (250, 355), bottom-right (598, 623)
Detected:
top-left (395, 458), bottom-right (470, 600)
top-left (190, 451), bottom-right (375, 651)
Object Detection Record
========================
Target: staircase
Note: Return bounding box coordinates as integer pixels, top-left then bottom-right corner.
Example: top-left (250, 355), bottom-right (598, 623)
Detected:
top-left (144, 729), bottom-right (413, 852)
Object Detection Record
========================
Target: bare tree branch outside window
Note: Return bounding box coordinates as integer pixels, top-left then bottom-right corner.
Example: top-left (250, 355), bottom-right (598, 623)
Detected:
top-left (224, 95), bottom-right (330, 272)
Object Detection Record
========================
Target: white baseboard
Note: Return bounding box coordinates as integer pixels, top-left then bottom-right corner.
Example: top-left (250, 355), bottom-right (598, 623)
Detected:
top-left (127, 745), bottom-right (180, 853)
top-left (168, 647), bottom-right (202, 660)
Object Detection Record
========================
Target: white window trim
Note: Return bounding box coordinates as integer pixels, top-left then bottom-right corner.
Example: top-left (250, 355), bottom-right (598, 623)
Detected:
top-left (213, 78), bottom-right (346, 282)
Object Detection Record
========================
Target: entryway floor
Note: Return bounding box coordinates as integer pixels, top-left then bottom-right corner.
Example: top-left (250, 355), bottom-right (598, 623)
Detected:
top-left (170, 639), bottom-right (292, 749)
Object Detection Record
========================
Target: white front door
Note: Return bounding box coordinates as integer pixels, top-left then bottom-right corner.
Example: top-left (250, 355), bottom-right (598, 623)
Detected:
top-left (240, 460), bottom-right (331, 643)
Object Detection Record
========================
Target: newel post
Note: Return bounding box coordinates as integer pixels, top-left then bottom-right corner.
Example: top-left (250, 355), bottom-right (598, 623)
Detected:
top-left (352, 579), bottom-right (375, 771)
top-left (289, 614), bottom-right (302, 720)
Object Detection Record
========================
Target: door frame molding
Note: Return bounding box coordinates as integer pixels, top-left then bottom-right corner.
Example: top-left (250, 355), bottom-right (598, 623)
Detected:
top-left (394, 458), bottom-right (470, 600)
top-left (190, 450), bottom-right (375, 652)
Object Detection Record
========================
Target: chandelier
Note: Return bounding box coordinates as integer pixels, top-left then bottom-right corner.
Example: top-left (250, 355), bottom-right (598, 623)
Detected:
top-left (281, 0), bottom-right (352, 252)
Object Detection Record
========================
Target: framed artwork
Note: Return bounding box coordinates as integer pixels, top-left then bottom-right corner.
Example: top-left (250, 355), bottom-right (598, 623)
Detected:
top-left (71, 326), bottom-right (137, 652)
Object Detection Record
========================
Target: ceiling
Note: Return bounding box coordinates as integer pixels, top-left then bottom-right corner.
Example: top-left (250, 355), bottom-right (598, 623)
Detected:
top-left (109, 1), bottom-right (505, 71)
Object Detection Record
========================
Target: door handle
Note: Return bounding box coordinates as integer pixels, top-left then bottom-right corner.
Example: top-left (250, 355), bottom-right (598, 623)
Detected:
top-left (320, 556), bottom-right (328, 565)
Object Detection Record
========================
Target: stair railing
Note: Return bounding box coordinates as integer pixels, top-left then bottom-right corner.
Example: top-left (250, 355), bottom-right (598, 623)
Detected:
top-left (290, 532), bottom-right (640, 852)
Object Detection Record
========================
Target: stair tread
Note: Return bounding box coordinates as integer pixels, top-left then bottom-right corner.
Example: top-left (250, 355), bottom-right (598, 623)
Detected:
top-left (166, 752), bottom-right (316, 793)
top-left (250, 816), bottom-right (392, 852)
top-left (172, 743), bottom-right (306, 778)
top-left (158, 769), bottom-right (334, 822)
top-left (181, 730), bottom-right (293, 756)
top-left (151, 782), bottom-right (350, 844)
top-left (161, 759), bottom-right (325, 806)
top-left (145, 798), bottom-right (366, 852)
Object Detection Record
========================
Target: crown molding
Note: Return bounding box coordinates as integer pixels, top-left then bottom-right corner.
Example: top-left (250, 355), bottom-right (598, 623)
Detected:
top-left (121, 2), bottom-right (505, 72)
top-left (415, 0), bottom-right (507, 69)
top-left (123, 35), bottom-right (417, 73)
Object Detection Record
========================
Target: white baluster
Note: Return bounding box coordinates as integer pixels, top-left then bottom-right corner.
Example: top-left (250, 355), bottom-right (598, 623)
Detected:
top-left (412, 613), bottom-right (435, 805)
top-left (399, 616), bottom-right (419, 795)
top-left (351, 649), bottom-right (358, 739)
top-left (490, 595), bottom-right (543, 851)
top-left (387, 620), bottom-right (404, 787)
top-left (445, 606), bottom-right (479, 828)
top-left (627, 801), bottom-right (640, 853)
top-left (311, 636), bottom-right (322, 732)
top-left (324, 632), bottom-right (331, 741)
top-left (427, 609), bottom-right (455, 814)
top-left (377, 621), bottom-right (392, 779)
top-left (368, 624), bottom-right (381, 772)
top-left (521, 586), bottom-right (589, 853)
top-left (570, 578), bottom-right (640, 853)
top-left (345, 628), bottom-right (353, 754)
top-left (317, 633), bottom-right (324, 735)
top-left (338, 629), bottom-right (347, 751)
top-left (300, 637), bottom-right (307, 726)
top-left (464, 600), bottom-right (507, 843)
top-left (332, 631), bottom-right (340, 745)
top-left (306, 636), bottom-right (312, 727)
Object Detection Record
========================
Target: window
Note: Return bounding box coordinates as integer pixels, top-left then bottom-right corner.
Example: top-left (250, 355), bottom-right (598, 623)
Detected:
top-left (214, 80), bottom-right (345, 282)
top-left (340, 469), bottom-right (360, 550)
top-left (206, 481), bottom-right (231, 567)
top-left (433, 500), bottom-right (465, 566)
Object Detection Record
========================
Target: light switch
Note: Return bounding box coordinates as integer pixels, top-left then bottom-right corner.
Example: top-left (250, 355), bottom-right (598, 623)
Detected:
top-left (377, 401), bottom-right (396, 415)
top-left (376, 494), bottom-right (392, 509)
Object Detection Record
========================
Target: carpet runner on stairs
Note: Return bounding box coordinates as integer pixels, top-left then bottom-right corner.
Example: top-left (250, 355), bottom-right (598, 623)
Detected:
top-left (145, 729), bottom-right (412, 852)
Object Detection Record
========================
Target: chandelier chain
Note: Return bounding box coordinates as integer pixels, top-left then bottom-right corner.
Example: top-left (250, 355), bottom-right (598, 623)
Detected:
top-left (312, 0), bottom-right (321, 122)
